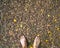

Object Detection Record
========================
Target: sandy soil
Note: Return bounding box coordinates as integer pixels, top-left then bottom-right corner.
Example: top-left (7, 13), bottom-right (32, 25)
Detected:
top-left (0, 0), bottom-right (60, 48)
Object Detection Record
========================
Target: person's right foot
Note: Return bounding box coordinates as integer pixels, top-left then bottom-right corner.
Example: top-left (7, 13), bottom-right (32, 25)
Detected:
top-left (33, 36), bottom-right (40, 48)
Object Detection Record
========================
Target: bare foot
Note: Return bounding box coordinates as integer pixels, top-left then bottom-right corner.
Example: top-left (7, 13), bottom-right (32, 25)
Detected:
top-left (33, 36), bottom-right (40, 48)
top-left (20, 36), bottom-right (27, 48)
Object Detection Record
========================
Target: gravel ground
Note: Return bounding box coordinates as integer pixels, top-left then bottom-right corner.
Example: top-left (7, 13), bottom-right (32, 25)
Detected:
top-left (0, 0), bottom-right (60, 48)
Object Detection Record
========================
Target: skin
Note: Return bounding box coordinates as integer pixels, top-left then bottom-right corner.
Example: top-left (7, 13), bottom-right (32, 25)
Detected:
top-left (20, 36), bottom-right (40, 48)
top-left (33, 36), bottom-right (40, 48)
top-left (20, 36), bottom-right (27, 48)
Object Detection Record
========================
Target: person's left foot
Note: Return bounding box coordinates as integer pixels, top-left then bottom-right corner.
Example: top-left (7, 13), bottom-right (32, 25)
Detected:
top-left (20, 36), bottom-right (27, 48)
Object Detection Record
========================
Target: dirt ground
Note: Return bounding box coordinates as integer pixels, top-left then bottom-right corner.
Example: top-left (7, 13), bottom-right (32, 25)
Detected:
top-left (0, 0), bottom-right (60, 48)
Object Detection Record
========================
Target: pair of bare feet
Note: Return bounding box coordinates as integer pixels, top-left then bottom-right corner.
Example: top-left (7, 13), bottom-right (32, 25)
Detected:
top-left (20, 36), bottom-right (40, 48)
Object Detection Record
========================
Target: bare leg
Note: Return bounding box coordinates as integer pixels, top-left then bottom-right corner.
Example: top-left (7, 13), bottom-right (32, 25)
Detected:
top-left (33, 36), bottom-right (40, 48)
top-left (20, 36), bottom-right (27, 48)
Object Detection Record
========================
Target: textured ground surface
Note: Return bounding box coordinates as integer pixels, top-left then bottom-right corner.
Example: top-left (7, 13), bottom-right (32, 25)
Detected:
top-left (0, 0), bottom-right (60, 48)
